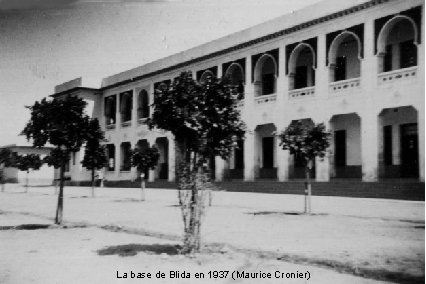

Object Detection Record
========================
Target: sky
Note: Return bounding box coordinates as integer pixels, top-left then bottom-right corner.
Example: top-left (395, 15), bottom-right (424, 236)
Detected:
top-left (0, 0), bottom-right (322, 146)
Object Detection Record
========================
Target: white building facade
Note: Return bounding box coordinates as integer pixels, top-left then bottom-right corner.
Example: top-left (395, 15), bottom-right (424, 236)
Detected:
top-left (54, 0), bottom-right (425, 184)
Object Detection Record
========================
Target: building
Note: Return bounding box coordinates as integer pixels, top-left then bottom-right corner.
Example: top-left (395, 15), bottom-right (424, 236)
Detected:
top-left (0, 145), bottom-right (55, 185)
top-left (51, 0), bottom-right (424, 184)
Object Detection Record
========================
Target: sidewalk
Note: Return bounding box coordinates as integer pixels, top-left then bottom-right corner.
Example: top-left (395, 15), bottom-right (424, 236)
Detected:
top-left (0, 184), bottom-right (424, 283)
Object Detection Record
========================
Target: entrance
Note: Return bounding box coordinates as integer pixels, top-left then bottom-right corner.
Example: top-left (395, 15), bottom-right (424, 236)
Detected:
top-left (400, 123), bottom-right (418, 178)
top-left (262, 137), bottom-right (274, 168)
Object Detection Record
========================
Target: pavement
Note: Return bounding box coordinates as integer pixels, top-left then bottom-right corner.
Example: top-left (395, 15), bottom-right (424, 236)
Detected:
top-left (0, 183), bottom-right (424, 283)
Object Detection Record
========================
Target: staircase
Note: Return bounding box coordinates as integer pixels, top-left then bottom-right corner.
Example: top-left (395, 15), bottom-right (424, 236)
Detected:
top-left (98, 179), bottom-right (424, 201)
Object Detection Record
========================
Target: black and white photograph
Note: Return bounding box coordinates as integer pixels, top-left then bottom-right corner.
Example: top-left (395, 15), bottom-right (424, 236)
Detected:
top-left (0, 0), bottom-right (424, 283)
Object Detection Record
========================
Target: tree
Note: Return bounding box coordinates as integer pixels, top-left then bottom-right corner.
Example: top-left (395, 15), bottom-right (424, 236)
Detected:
top-left (81, 118), bottom-right (107, 197)
top-left (21, 95), bottom-right (93, 224)
top-left (14, 154), bottom-right (43, 192)
top-left (0, 148), bottom-right (15, 192)
top-left (278, 120), bottom-right (331, 214)
top-left (131, 146), bottom-right (160, 201)
top-left (148, 71), bottom-right (245, 253)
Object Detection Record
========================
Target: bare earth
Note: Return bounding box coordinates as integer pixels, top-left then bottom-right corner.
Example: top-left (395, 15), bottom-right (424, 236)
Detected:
top-left (0, 184), bottom-right (424, 284)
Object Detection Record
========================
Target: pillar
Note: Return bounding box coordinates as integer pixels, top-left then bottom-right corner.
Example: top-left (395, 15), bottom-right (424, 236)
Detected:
top-left (244, 131), bottom-right (255, 181)
top-left (115, 142), bottom-right (121, 178)
top-left (214, 156), bottom-right (225, 182)
top-left (418, 106), bottom-right (425, 181)
top-left (168, 137), bottom-right (175, 182)
top-left (361, 111), bottom-right (379, 182)
top-left (147, 137), bottom-right (156, 182)
top-left (276, 145), bottom-right (289, 181)
top-left (316, 34), bottom-right (328, 100)
top-left (243, 55), bottom-right (256, 181)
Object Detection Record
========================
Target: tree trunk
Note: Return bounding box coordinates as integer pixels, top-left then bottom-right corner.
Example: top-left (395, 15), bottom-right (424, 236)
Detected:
top-left (140, 178), bottom-right (145, 201)
top-left (304, 160), bottom-right (312, 214)
top-left (25, 170), bottom-right (29, 193)
top-left (91, 168), bottom-right (95, 198)
top-left (55, 162), bottom-right (65, 224)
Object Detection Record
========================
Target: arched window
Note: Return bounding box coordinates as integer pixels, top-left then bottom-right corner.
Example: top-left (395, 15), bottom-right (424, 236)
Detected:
top-left (288, 43), bottom-right (316, 90)
top-left (225, 63), bottom-right (245, 100)
top-left (254, 54), bottom-right (277, 96)
top-left (199, 70), bottom-right (214, 84)
top-left (138, 89), bottom-right (150, 119)
top-left (120, 91), bottom-right (132, 123)
top-left (377, 15), bottom-right (418, 72)
top-left (120, 142), bottom-right (132, 171)
top-left (104, 96), bottom-right (116, 125)
top-left (106, 144), bottom-right (115, 171)
top-left (328, 31), bottom-right (362, 82)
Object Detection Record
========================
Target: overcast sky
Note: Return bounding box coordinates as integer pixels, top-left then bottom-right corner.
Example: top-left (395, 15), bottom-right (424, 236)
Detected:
top-left (0, 0), bottom-right (322, 146)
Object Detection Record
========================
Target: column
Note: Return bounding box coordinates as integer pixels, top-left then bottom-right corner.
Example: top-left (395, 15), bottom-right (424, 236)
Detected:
top-left (316, 34), bottom-right (328, 100)
top-left (418, 5), bottom-right (425, 182)
top-left (132, 88), bottom-right (138, 126)
top-left (168, 137), bottom-right (175, 182)
top-left (359, 19), bottom-right (379, 182)
top-left (243, 55), bottom-right (256, 181)
top-left (129, 141), bottom-right (138, 181)
top-left (147, 137), bottom-right (156, 182)
top-left (275, 45), bottom-right (285, 106)
top-left (244, 130), bottom-right (255, 181)
top-left (115, 142), bottom-right (121, 179)
top-left (361, 19), bottom-right (377, 92)
top-left (276, 143), bottom-right (289, 181)
top-left (361, 110), bottom-right (379, 182)
top-left (116, 93), bottom-right (121, 129)
top-left (214, 156), bottom-right (225, 182)
top-left (309, 114), bottom-right (330, 182)
top-left (418, 106), bottom-right (425, 181)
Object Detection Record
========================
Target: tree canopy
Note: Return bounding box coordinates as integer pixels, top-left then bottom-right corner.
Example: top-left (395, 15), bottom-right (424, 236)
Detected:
top-left (148, 71), bottom-right (245, 163)
top-left (278, 120), bottom-right (330, 163)
top-left (15, 154), bottom-right (43, 172)
top-left (81, 118), bottom-right (107, 171)
top-left (131, 146), bottom-right (160, 173)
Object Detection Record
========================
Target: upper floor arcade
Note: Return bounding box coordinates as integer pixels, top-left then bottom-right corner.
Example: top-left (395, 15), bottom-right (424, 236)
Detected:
top-left (98, 1), bottom-right (423, 132)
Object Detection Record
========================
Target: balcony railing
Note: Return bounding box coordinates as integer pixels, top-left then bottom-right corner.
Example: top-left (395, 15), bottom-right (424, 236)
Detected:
top-left (288, 86), bottom-right (315, 100)
top-left (105, 124), bottom-right (116, 130)
top-left (121, 121), bottom-right (132, 128)
top-left (378, 66), bottom-right (417, 85)
top-left (254, 94), bottom-right (276, 105)
top-left (138, 118), bottom-right (148, 125)
top-left (329, 77), bottom-right (360, 93)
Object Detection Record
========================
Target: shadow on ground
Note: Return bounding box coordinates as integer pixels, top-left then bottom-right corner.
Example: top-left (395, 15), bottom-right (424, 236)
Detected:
top-left (0, 224), bottom-right (51, 230)
top-left (248, 211), bottom-right (328, 216)
top-left (98, 243), bottom-right (182, 257)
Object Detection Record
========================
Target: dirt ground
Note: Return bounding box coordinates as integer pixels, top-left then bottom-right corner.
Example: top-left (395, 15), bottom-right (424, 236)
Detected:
top-left (0, 184), bottom-right (424, 283)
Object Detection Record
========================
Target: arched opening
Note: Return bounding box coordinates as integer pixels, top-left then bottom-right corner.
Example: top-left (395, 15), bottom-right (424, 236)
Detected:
top-left (287, 118), bottom-right (317, 179)
top-left (377, 15), bottom-right (418, 73)
top-left (120, 92), bottom-right (132, 123)
top-left (155, 137), bottom-right (169, 180)
top-left (288, 43), bottom-right (315, 90)
top-left (138, 89), bottom-right (150, 119)
top-left (106, 144), bottom-right (115, 171)
top-left (136, 139), bottom-right (150, 179)
top-left (254, 123), bottom-right (277, 179)
top-left (120, 141), bottom-right (132, 172)
top-left (254, 54), bottom-right (277, 97)
top-left (328, 31), bottom-right (362, 82)
top-left (104, 96), bottom-right (116, 125)
top-left (199, 70), bottom-right (214, 84)
top-left (225, 63), bottom-right (245, 100)
top-left (378, 106), bottom-right (418, 178)
top-left (329, 113), bottom-right (361, 179)
top-left (227, 137), bottom-right (244, 179)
